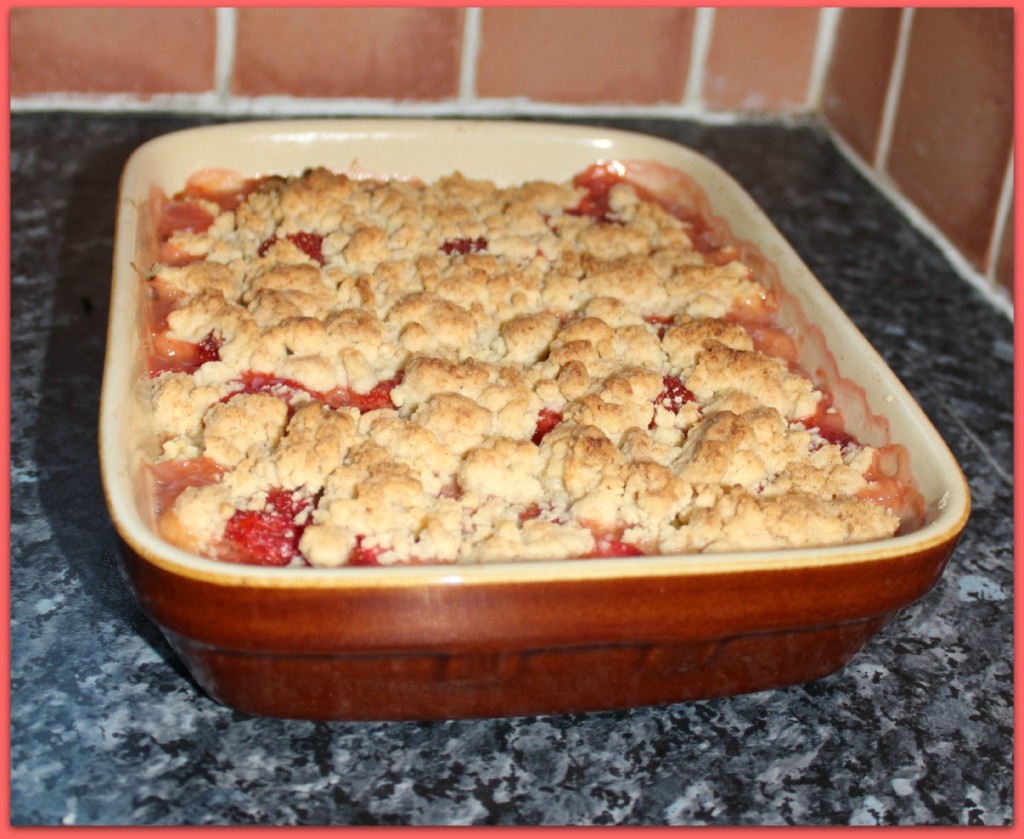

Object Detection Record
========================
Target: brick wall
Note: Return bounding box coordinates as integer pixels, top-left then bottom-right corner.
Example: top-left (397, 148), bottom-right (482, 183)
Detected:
top-left (9, 6), bottom-right (1014, 309)
top-left (821, 8), bottom-right (1014, 304)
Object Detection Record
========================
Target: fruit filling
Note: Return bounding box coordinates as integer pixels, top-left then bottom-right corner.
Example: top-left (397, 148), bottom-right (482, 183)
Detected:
top-left (222, 371), bottom-right (402, 414)
top-left (258, 231), bottom-right (325, 264)
top-left (441, 237), bottom-right (488, 255)
top-left (219, 488), bottom-right (314, 566)
top-left (650, 375), bottom-right (696, 429)
top-left (532, 408), bottom-right (563, 445)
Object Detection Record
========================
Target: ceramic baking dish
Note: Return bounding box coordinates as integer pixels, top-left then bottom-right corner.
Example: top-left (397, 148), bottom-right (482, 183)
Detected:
top-left (100, 120), bottom-right (970, 721)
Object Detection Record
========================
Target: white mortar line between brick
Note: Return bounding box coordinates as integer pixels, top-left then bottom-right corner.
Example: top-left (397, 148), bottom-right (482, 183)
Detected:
top-left (458, 7), bottom-right (482, 103)
top-left (874, 7), bottom-right (914, 172)
top-left (807, 7), bottom-right (841, 110)
top-left (831, 129), bottom-right (1013, 321)
top-left (986, 150), bottom-right (1014, 283)
top-left (682, 8), bottom-right (715, 108)
top-left (214, 8), bottom-right (237, 102)
top-left (9, 93), bottom-right (770, 122)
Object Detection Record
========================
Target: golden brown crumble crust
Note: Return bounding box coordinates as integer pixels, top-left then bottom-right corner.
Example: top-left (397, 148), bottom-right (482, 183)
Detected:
top-left (149, 167), bottom-right (898, 565)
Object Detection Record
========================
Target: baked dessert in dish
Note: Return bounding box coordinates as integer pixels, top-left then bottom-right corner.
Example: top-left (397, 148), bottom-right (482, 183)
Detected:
top-left (143, 162), bottom-right (915, 568)
top-left (99, 122), bottom-right (969, 721)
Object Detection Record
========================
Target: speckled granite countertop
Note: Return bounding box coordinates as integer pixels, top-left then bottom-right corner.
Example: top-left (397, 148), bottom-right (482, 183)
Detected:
top-left (10, 113), bottom-right (1013, 826)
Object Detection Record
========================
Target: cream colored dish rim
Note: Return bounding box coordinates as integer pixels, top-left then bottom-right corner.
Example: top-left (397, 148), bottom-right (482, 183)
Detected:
top-left (99, 119), bottom-right (970, 589)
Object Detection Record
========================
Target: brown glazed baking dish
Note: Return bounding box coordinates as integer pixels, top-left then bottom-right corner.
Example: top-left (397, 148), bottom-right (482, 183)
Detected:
top-left (100, 120), bottom-right (970, 720)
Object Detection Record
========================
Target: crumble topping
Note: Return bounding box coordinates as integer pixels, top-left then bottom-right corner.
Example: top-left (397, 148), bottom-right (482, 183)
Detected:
top-left (146, 165), bottom-right (901, 566)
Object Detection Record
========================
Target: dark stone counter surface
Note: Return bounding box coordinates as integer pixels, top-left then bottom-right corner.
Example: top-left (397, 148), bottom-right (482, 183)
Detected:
top-left (9, 113), bottom-right (1013, 825)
